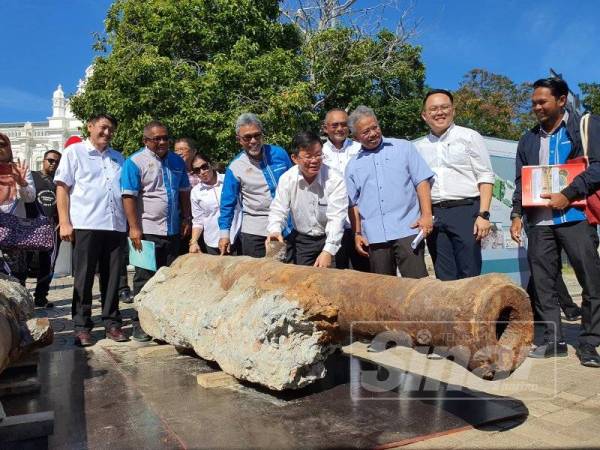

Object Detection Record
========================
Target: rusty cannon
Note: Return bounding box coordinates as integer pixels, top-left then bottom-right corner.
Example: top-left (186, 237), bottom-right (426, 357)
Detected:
top-left (0, 274), bottom-right (53, 374)
top-left (136, 253), bottom-right (533, 390)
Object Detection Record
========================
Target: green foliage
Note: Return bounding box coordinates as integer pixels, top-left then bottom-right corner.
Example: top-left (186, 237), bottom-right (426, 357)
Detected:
top-left (70, 0), bottom-right (427, 162)
top-left (580, 83), bottom-right (600, 114)
top-left (452, 69), bottom-right (534, 140)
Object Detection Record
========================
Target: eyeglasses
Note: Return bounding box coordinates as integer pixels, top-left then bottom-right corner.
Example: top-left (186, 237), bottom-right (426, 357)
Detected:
top-left (0, 142), bottom-right (8, 148)
top-left (192, 163), bottom-right (211, 174)
top-left (239, 132), bottom-right (263, 143)
top-left (45, 158), bottom-right (59, 164)
top-left (144, 135), bottom-right (170, 143)
top-left (298, 153), bottom-right (323, 162)
top-left (359, 124), bottom-right (380, 138)
top-left (328, 122), bottom-right (348, 129)
top-left (426, 104), bottom-right (452, 114)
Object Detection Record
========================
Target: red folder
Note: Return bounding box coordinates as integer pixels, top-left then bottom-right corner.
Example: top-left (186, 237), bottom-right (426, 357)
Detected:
top-left (521, 162), bottom-right (586, 207)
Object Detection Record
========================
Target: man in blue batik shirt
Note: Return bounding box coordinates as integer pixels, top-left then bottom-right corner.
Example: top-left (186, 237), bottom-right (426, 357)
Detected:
top-left (345, 105), bottom-right (435, 278)
top-left (510, 78), bottom-right (600, 367)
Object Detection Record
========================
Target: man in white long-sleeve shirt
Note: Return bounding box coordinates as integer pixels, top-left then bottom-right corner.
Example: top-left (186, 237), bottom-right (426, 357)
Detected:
top-left (414, 89), bottom-right (495, 280)
top-left (266, 131), bottom-right (347, 267)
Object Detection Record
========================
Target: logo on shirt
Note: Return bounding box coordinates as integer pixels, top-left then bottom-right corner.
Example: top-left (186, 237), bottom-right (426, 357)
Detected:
top-left (37, 190), bottom-right (56, 207)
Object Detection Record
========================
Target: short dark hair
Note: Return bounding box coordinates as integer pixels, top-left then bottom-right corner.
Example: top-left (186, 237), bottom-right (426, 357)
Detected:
top-left (175, 137), bottom-right (197, 151)
top-left (43, 150), bottom-right (61, 160)
top-left (532, 77), bottom-right (569, 99)
top-left (88, 113), bottom-right (117, 128)
top-left (422, 89), bottom-right (454, 106)
top-left (291, 131), bottom-right (322, 156)
top-left (192, 152), bottom-right (212, 165)
top-left (143, 120), bottom-right (167, 136)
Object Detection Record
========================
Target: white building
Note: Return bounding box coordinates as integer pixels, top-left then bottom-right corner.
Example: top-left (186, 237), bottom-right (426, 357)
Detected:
top-left (0, 85), bottom-right (82, 170)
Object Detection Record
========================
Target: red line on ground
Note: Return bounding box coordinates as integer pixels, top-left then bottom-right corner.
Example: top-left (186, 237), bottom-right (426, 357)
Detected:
top-left (374, 425), bottom-right (473, 449)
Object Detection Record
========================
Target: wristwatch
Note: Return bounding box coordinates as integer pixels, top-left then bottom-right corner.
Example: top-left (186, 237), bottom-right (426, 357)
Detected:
top-left (477, 211), bottom-right (490, 220)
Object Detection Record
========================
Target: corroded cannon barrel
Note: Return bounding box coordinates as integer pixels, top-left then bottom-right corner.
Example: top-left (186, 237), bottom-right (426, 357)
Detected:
top-left (137, 253), bottom-right (533, 390)
top-left (0, 275), bottom-right (53, 373)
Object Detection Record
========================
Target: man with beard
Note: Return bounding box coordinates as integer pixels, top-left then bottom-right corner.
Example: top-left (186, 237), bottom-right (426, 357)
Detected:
top-left (510, 78), bottom-right (600, 367)
top-left (218, 113), bottom-right (292, 257)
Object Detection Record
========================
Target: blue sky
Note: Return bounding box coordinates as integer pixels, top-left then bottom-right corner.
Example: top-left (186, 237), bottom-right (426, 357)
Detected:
top-left (1, 0), bottom-right (599, 122)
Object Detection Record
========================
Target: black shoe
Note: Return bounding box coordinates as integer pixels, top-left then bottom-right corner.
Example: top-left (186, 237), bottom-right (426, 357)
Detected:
top-left (119, 288), bottom-right (134, 304)
top-left (528, 341), bottom-right (568, 358)
top-left (576, 343), bottom-right (600, 368)
top-left (132, 324), bottom-right (151, 342)
top-left (34, 298), bottom-right (54, 308)
top-left (563, 306), bottom-right (582, 322)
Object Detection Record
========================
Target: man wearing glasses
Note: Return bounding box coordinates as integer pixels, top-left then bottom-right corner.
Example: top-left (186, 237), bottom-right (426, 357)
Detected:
top-left (414, 89), bottom-right (495, 281)
top-left (121, 120), bottom-right (191, 341)
top-left (321, 108), bottom-right (369, 272)
top-left (345, 106), bottom-right (434, 278)
top-left (266, 131), bottom-right (347, 267)
top-left (218, 113), bottom-right (293, 257)
top-left (26, 149), bottom-right (62, 307)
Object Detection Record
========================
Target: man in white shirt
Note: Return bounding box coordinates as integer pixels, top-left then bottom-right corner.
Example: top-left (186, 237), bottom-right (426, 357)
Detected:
top-left (414, 89), bottom-right (495, 280)
top-left (321, 108), bottom-right (369, 272)
top-left (266, 130), bottom-right (347, 267)
top-left (55, 114), bottom-right (128, 347)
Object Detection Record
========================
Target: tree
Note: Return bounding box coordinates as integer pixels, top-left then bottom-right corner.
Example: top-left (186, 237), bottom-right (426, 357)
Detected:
top-left (70, 0), bottom-right (427, 161)
top-left (452, 69), bottom-right (534, 140)
top-left (580, 83), bottom-right (600, 114)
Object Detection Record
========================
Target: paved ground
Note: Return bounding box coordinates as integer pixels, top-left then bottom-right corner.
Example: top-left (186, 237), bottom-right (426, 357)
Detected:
top-left (27, 270), bottom-right (600, 449)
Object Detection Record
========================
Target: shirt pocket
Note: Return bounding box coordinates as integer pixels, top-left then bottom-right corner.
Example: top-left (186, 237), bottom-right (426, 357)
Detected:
top-left (317, 200), bottom-right (328, 225)
top-left (444, 142), bottom-right (469, 167)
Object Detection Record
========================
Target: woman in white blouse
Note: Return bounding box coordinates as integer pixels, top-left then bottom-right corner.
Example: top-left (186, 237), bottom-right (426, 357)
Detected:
top-left (189, 153), bottom-right (241, 255)
top-left (0, 132), bottom-right (36, 284)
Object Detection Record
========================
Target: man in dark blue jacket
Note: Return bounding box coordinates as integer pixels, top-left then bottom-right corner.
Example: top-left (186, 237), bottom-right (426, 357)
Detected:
top-left (510, 77), bottom-right (600, 367)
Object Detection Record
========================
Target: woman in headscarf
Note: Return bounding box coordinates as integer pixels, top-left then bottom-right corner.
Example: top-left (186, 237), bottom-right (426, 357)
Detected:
top-left (0, 132), bottom-right (35, 284)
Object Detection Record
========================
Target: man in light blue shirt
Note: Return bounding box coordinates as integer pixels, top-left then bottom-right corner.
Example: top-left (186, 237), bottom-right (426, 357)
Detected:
top-left (345, 106), bottom-right (434, 278)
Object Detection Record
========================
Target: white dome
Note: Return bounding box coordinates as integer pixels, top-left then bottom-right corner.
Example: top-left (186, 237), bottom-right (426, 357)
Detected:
top-left (53, 84), bottom-right (65, 99)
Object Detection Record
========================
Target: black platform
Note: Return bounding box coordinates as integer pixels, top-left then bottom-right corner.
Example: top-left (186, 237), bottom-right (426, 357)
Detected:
top-left (1, 342), bottom-right (528, 449)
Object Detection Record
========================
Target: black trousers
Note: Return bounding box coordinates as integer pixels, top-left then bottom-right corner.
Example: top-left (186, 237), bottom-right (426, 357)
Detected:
top-left (118, 236), bottom-right (131, 293)
top-left (286, 231), bottom-right (326, 266)
top-left (132, 234), bottom-right (181, 323)
top-left (335, 229), bottom-right (370, 271)
top-left (428, 199), bottom-right (481, 281)
top-left (369, 235), bottom-right (428, 279)
top-left (34, 231), bottom-right (60, 302)
top-left (72, 230), bottom-right (125, 332)
top-left (206, 239), bottom-right (240, 256)
top-left (527, 220), bottom-right (600, 346)
top-left (241, 232), bottom-right (266, 258)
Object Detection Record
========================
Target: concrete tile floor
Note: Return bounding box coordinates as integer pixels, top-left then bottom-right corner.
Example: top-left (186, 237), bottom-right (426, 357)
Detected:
top-left (27, 269), bottom-right (600, 449)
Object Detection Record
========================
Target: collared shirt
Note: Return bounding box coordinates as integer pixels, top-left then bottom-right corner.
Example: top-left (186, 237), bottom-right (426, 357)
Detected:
top-left (322, 138), bottom-right (362, 176)
top-left (529, 111), bottom-right (586, 226)
top-left (268, 165), bottom-right (347, 255)
top-left (54, 139), bottom-right (126, 232)
top-left (191, 173), bottom-right (241, 247)
top-left (322, 138), bottom-right (362, 230)
top-left (414, 124), bottom-right (495, 203)
top-left (121, 147), bottom-right (191, 236)
top-left (345, 137), bottom-right (434, 244)
top-left (187, 171), bottom-right (201, 189)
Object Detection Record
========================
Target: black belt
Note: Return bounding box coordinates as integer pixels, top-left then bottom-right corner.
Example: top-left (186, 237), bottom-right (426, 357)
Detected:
top-left (432, 197), bottom-right (479, 208)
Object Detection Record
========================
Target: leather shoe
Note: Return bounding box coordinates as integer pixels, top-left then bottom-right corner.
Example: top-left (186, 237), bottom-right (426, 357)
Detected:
top-left (576, 343), bottom-right (600, 368)
top-left (106, 326), bottom-right (129, 342)
top-left (34, 297), bottom-right (54, 308)
top-left (528, 341), bottom-right (568, 358)
top-left (131, 324), bottom-right (151, 342)
top-left (563, 306), bottom-right (582, 322)
top-left (75, 331), bottom-right (94, 347)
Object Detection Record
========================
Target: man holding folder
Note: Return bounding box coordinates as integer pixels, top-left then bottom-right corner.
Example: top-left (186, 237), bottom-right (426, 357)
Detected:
top-left (121, 121), bottom-right (192, 341)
